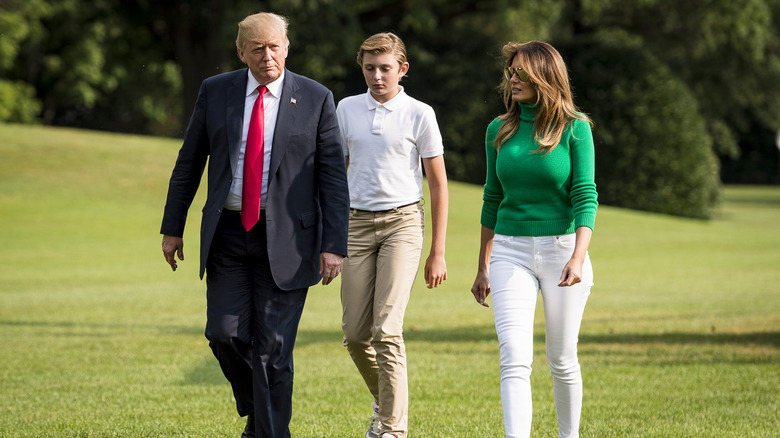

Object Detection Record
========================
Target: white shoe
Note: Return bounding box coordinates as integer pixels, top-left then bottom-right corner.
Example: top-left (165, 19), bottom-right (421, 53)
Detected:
top-left (365, 402), bottom-right (381, 438)
top-left (381, 434), bottom-right (398, 438)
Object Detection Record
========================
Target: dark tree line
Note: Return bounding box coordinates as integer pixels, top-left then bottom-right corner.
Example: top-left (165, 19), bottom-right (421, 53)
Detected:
top-left (1, 0), bottom-right (778, 218)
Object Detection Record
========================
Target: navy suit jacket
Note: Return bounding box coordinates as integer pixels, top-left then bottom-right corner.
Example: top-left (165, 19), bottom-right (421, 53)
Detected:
top-left (161, 68), bottom-right (349, 290)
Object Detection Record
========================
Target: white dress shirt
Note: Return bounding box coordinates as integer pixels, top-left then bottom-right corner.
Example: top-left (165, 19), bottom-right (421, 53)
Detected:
top-left (224, 70), bottom-right (285, 210)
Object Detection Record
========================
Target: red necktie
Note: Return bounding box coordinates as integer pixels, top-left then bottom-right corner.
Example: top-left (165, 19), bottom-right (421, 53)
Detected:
top-left (241, 85), bottom-right (266, 231)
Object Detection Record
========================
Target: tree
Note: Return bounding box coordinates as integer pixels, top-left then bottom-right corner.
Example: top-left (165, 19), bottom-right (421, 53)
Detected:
top-left (0, 0), bottom-right (45, 123)
top-left (559, 40), bottom-right (720, 218)
top-left (0, 0), bottom-right (184, 134)
top-left (3, 0), bottom-right (775, 216)
top-left (575, 0), bottom-right (780, 183)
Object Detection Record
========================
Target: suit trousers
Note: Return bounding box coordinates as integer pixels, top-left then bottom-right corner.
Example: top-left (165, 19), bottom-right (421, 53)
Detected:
top-left (340, 203), bottom-right (424, 438)
top-left (489, 233), bottom-right (592, 438)
top-left (205, 210), bottom-right (308, 438)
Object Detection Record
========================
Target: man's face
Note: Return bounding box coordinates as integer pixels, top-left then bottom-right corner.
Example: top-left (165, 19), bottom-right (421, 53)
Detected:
top-left (238, 32), bottom-right (288, 85)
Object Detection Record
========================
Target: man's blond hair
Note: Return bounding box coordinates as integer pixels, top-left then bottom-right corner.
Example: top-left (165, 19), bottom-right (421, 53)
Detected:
top-left (236, 12), bottom-right (289, 52)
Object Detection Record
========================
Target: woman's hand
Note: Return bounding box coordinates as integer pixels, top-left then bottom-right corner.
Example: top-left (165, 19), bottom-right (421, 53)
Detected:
top-left (558, 226), bottom-right (592, 287)
top-left (470, 271), bottom-right (491, 307)
top-left (558, 257), bottom-right (583, 287)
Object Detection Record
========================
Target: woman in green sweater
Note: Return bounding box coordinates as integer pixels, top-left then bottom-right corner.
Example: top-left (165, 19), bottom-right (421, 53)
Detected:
top-left (470, 41), bottom-right (597, 438)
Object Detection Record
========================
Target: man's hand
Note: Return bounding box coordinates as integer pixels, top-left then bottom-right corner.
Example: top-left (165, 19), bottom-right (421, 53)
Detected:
top-left (162, 235), bottom-right (184, 271)
top-left (319, 252), bottom-right (344, 285)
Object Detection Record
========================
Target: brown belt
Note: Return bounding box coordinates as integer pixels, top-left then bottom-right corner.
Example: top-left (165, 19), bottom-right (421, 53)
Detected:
top-left (350, 201), bottom-right (419, 214)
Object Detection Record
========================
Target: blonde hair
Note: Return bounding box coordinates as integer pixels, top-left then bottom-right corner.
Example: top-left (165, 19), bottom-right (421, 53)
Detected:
top-left (356, 32), bottom-right (407, 68)
top-left (494, 41), bottom-right (591, 153)
top-left (235, 12), bottom-right (289, 52)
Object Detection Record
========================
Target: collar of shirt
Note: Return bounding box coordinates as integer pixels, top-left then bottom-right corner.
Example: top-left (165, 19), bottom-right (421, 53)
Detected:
top-left (246, 69), bottom-right (285, 99)
top-left (364, 86), bottom-right (409, 111)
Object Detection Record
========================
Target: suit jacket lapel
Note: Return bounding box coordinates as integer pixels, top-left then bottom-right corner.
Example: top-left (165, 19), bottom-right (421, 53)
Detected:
top-left (269, 70), bottom-right (299, 180)
top-left (226, 70), bottom-right (248, 174)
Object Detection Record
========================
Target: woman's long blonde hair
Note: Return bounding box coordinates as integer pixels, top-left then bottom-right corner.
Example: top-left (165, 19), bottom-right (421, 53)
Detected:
top-left (494, 41), bottom-right (591, 153)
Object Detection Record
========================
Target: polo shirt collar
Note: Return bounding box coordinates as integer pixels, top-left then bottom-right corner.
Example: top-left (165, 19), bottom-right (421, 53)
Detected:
top-left (364, 86), bottom-right (409, 111)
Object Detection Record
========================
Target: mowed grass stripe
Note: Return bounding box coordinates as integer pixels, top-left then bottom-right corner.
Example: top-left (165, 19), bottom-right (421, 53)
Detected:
top-left (0, 124), bottom-right (777, 437)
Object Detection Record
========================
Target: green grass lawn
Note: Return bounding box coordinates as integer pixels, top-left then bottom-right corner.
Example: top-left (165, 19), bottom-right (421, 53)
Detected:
top-left (0, 124), bottom-right (778, 437)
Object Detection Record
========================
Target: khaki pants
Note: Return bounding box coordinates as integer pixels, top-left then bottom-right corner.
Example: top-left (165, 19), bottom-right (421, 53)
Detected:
top-left (341, 203), bottom-right (424, 438)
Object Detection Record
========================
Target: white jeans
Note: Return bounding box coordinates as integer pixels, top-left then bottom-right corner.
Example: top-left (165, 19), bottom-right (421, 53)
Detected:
top-left (490, 234), bottom-right (593, 438)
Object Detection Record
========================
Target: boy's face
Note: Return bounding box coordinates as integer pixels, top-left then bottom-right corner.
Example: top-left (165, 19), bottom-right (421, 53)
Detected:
top-left (361, 52), bottom-right (409, 103)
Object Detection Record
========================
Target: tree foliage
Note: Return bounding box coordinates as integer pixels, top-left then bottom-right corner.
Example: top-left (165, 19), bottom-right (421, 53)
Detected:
top-left (0, 0), bottom-right (777, 217)
top-left (0, 0), bottom-right (46, 123)
top-left (576, 0), bottom-right (780, 182)
top-left (0, 0), bottom-right (183, 134)
top-left (559, 40), bottom-right (720, 218)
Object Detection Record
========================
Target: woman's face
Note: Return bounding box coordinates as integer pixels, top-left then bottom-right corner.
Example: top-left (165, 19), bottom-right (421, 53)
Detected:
top-left (508, 56), bottom-right (538, 104)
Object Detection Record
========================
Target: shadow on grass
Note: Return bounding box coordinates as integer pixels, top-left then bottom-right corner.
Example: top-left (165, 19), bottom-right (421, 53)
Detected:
top-left (4, 319), bottom-right (775, 349)
top-left (0, 319), bottom-right (204, 336)
top-left (0, 318), bottom-right (230, 386)
top-left (292, 325), bottom-right (501, 347)
top-left (180, 328), bottom-right (779, 385)
top-left (580, 331), bottom-right (780, 347)
top-left (9, 318), bottom-right (775, 382)
top-left (182, 356), bottom-right (228, 386)
top-left (179, 325), bottom-right (780, 349)
top-left (721, 193), bottom-right (780, 206)
top-left (297, 326), bottom-right (780, 348)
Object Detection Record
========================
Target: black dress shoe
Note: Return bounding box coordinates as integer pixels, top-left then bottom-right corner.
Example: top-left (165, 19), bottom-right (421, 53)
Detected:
top-left (241, 414), bottom-right (256, 438)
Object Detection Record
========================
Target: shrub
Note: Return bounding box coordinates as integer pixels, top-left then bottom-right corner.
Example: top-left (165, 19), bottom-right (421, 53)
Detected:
top-left (0, 80), bottom-right (41, 123)
top-left (558, 40), bottom-right (720, 219)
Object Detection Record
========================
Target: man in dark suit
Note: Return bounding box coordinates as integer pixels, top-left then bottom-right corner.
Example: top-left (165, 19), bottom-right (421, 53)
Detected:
top-left (160, 12), bottom-right (349, 438)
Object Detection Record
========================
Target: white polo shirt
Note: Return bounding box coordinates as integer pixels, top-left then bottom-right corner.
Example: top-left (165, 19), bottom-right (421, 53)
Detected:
top-left (336, 88), bottom-right (444, 211)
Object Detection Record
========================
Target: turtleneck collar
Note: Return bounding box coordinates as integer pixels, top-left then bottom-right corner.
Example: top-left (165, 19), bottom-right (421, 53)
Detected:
top-left (518, 102), bottom-right (537, 123)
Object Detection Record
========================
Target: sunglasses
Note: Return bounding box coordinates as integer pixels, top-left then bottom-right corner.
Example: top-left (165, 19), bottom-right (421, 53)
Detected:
top-left (504, 67), bottom-right (530, 82)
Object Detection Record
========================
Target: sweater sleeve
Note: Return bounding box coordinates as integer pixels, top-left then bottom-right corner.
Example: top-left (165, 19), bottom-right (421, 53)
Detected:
top-left (569, 119), bottom-right (598, 230)
top-left (480, 119), bottom-right (504, 230)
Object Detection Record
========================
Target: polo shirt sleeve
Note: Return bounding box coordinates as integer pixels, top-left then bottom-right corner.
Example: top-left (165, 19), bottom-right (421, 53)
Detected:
top-left (415, 105), bottom-right (444, 158)
top-left (335, 99), bottom-right (350, 157)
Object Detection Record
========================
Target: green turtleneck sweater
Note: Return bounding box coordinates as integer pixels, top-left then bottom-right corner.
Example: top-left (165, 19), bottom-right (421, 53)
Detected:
top-left (481, 102), bottom-right (598, 236)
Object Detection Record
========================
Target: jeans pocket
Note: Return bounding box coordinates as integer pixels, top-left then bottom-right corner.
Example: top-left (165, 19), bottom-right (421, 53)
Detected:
top-left (554, 233), bottom-right (576, 249)
top-left (493, 233), bottom-right (511, 244)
